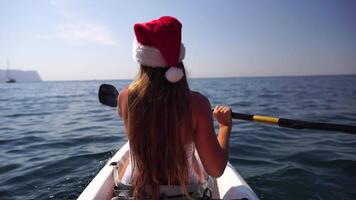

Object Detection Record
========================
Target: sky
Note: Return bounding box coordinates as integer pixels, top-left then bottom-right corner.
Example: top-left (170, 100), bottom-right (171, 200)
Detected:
top-left (0, 0), bottom-right (355, 81)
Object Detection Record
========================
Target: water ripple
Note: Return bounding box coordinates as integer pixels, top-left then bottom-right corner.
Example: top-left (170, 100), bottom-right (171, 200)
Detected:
top-left (1, 77), bottom-right (356, 200)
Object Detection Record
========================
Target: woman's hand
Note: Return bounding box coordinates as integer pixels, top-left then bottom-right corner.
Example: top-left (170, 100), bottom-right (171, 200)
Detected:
top-left (213, 105), bottom-right (232, 128)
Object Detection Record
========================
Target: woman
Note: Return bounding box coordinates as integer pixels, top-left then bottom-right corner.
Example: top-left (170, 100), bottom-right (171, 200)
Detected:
top-left (117, 16), bottom-right (232, 199)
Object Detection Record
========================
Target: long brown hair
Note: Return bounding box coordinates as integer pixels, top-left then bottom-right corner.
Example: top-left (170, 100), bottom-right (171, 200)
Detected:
top-left (127, 63), bottom-right (193, 199)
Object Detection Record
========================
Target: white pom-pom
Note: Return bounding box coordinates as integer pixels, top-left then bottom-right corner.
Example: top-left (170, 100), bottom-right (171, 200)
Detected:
top-left (165, 67), bottom-right (184, 83)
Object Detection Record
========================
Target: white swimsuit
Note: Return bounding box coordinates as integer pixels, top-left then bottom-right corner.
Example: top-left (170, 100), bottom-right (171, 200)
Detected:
top-left (121, 143), bottom-right (199, 185)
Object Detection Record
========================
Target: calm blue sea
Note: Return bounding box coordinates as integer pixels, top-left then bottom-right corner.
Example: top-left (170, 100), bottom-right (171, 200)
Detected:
top-left (0, 75), bottom-right (356, 200)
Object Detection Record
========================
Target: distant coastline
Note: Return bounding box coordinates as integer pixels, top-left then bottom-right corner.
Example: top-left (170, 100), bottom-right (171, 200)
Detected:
top-left (0, 69), bottom-right (42, 82)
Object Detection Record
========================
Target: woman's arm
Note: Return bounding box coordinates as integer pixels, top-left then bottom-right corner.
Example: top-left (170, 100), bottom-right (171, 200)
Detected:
top-left (117, 87), bottom-right (129, 131)
top-left (214, 105), bottom-right (232, 166)
top-left (192, 92), bottom-right (232, 177)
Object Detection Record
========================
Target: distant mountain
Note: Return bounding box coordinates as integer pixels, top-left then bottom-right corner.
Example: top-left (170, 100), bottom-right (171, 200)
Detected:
top-left (0, 69), bottom-right (42, 82)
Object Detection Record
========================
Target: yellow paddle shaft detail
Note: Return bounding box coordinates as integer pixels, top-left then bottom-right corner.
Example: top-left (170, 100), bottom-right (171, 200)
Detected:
top-left (252, 115), bottom-right (279, 124)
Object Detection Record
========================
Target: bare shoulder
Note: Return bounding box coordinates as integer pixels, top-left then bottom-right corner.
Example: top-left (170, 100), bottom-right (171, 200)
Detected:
top-left (190, 91), bottom-right (211, 117)
top-left (120, 86), bottom-right (129, 95)
top-left (118, 86), bottom-right (129, 119)
top-left (118, 86), bottom-right (129, 104)
top-left (190, 91), bottom-right (209, 105)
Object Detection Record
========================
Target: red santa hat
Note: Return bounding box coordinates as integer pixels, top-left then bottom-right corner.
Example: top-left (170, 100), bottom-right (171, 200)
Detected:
top-left (133, 16), bottom-right (185, 83)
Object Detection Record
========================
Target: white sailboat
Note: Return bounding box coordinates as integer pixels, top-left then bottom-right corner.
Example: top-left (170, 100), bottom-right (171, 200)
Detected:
top-left (5, 58), bottom-right (16, 83)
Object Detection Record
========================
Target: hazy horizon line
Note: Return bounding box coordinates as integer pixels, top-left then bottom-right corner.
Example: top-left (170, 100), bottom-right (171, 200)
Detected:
top-left (36, 73), bottom-right (356, 82)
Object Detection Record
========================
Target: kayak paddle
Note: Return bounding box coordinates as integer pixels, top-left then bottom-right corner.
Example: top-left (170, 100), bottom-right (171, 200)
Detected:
top-left (98, 84), bottom-right (356, 134)
top-left (99, 84), bottom-right (119, 107)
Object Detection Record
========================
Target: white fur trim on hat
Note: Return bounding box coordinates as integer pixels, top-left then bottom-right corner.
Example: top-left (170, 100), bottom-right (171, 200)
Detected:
top-left (133, 39), bottom-right (185, 67)
top-left (165, 67), bottom-right (184, 83)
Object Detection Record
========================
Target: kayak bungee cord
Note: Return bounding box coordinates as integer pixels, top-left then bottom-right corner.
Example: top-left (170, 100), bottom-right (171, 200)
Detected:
top-left (98, 84), bottom-right (356, 135)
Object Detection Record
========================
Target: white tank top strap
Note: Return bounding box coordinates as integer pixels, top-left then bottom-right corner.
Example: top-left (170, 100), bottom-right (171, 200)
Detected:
top-left (184, 143), bottom-right (198, 183)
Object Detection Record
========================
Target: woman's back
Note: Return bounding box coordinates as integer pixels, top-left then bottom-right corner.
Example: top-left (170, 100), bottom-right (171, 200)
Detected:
top-left (118, 63), bottom-right (195, 199)
top-left (118, 87), bottom-right (230, 180)
top-left (117, 16), bottom-right (232, 199)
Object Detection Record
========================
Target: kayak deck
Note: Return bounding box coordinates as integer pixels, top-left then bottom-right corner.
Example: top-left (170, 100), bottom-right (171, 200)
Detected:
top-left (78, 142), bottom-right (259, 200)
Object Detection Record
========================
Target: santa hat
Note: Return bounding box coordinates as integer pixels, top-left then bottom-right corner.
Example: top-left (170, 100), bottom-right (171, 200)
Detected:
top-left (133, 16), bottom-right (185, 83)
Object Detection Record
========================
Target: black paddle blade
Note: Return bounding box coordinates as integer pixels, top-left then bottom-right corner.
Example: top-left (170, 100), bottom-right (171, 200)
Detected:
top-left (98, 84), bottom-right (119, 107)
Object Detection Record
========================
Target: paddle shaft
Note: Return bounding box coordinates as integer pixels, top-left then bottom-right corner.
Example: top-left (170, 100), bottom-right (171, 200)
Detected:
top-left (98, 84), bottom-right (356, 134)
top-left (231, 112), bottom-right (356, 134)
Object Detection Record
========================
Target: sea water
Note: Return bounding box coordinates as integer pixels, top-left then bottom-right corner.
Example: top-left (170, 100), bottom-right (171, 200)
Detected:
top-left (0, 75), bottom-right (355, 200)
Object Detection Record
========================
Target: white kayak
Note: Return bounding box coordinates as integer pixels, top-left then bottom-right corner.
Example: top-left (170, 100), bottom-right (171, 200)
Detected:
top-left (78, 142), bottom-right (259, 200)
